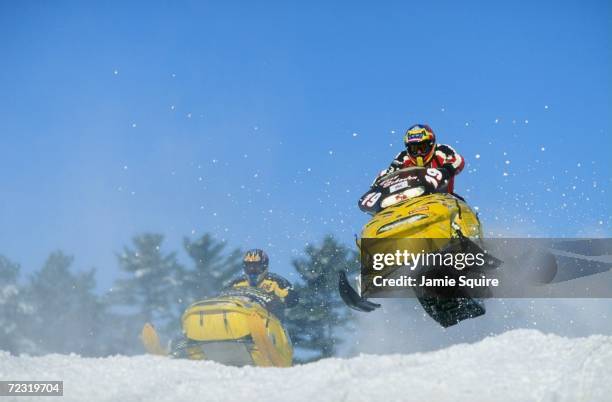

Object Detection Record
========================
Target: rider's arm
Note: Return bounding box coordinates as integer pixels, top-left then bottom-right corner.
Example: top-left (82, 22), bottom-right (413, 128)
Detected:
top-left (284, 287), bottom-right (299, 308)
top-left (372, 151), bottom-right (407, 186)
top-left (436, 144), bottom-right (465, 178)
top-left (387, 151), bottom-right (407, 173)
top-left (268, 274), bottom-right (298, 307)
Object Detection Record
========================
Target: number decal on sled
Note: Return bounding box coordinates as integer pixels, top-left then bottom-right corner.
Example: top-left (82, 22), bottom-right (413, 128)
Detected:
top-left (361, 192), bottom-right (381, 208)
top-left (426, 168), bottom-right (442, 188)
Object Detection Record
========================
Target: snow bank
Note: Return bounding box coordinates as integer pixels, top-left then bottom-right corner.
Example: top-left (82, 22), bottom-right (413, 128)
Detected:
top-left (1, 329), bottom-right (611, 402)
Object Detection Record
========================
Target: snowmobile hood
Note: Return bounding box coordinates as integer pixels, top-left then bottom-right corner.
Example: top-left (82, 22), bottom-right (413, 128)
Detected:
top-left (360, 193), bottom-right (481, 240)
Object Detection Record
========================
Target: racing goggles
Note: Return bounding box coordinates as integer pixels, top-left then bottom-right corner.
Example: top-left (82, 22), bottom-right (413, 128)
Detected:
top-left (244, 262), bottom-right (266, 274)
top-left (407, 140), bottom-right (433, 157)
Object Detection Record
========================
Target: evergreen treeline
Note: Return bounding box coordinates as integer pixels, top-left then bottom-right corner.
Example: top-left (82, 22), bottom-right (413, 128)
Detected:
top-left (0, 233), bottom-right (355, 360)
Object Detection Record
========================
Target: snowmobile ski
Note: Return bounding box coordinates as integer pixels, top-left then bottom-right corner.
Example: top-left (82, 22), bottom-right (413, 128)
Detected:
top-left (141, 323), bottom-right (168, 356)
top-left (338, 271), bottom-right (381, 312)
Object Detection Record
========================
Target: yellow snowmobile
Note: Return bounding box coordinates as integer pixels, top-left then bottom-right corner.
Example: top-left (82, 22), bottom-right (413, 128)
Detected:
top-left (339, 167), bottom-right (501, 327)
top-left (141, 287), bottom-right (293, 367)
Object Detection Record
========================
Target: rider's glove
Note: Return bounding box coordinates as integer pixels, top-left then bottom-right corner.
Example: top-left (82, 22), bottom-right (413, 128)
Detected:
top-left (438, 164), bottom-right (454, 182)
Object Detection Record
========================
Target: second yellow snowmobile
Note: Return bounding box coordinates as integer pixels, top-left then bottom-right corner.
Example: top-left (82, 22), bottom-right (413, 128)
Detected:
top-left (141, 287), bottom-right (293, 367)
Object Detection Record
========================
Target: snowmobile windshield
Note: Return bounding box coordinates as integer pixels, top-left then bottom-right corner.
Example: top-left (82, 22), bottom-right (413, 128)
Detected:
top-left (359, 167), bottom-right (441, 214)
top-left (376, 167), bottom-right (427, 188)
top-left (222, 287), bottom-right (270, 300)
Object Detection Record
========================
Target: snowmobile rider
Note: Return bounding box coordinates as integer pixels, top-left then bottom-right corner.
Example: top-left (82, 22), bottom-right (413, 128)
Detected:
top-left (377, 124), bottom-right (465, 193)
top-left (228, 249), bottom-right (297, 317)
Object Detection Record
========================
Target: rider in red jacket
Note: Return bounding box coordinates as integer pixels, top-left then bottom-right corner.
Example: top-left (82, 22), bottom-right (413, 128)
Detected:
top-left (377, 124), bottom-right (465, 193)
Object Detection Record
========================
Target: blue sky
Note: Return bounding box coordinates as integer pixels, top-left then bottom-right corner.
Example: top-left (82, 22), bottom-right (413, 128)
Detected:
top-left (0, 0), bottom-right (610, 291)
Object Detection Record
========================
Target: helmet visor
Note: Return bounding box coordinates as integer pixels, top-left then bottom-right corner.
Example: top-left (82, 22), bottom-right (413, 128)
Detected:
top-left (407, 141), bottom-right (433, 157)
top-left (244, 262), bottom-right (266, 275)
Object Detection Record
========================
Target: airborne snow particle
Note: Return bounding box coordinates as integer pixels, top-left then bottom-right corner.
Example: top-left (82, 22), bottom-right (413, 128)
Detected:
top-left (352, 132), bottom-right (358, 137)
top-left (328, 150), bottom-right (334, 155)
top-left (524, 120), bottom-right (529, 124)
top-left (131, 123), bottom-right (137, 128)
top-left (494, 119), bottom-right (499, 124)
top-left (475, 154), bottom-right (481, 159)
top-left (544, 105), bottom-right (549, 109)
top-left (465, 122), bottom-right (469, 126)
top-left (503, 172), bottom-right (509, 177)
top-left (505, 160), bottom-right (510, 165)
top-left (170, 105), bottom-right (175, 110)
top-left (113, 69), bottom-right (119, 75)
top-left (541, 147), bottom-right (546, 151)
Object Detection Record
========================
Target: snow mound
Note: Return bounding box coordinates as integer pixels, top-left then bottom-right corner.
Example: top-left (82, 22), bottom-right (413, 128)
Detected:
top-left (1, 329), bottom-right (611, 402)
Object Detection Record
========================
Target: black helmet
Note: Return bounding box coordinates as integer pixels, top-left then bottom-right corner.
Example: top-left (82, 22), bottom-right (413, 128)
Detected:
top-left (243, 249), bottom-right (269, 286)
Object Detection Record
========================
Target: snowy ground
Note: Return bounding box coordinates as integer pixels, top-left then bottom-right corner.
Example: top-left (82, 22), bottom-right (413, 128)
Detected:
top-left (1, 329), bottom-right (611, 402)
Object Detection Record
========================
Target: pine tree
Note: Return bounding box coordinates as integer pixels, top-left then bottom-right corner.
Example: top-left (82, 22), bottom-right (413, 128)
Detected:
top-left (181, 234), bottom-right (242, 304)
top-left (287, 235), bottom-right (358, 361)
top-left (20, 251), bottom-right (107, 356)
top-left (110, 234), bottom-right (184, 337)
top-left (0, 255), bottom-right (24, 354)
